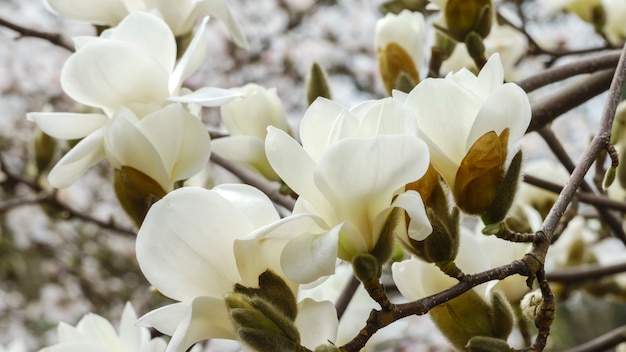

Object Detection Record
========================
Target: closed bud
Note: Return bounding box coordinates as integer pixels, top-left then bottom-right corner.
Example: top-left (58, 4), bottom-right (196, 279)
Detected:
top-left (233, 270), bottom-right (298, 321)
top-left (603, 166), bottom-right (617, 190)
top-left (444, 0), bottom-right (493, 42)
top-left (618, 144), bottom-right (626, 189)
top-left (306, 62), bottom-right (332, 106)
top-left (375, 10), bottom-right (425, 95)
top-left (520, 289), bottom-right (542, 321)
top-left (114, 166), bottom-right (167, 227)
top-left (465, 31), bottom-right (487, 67)
top-left (371, 207), bottom-right (404, 265)
top-left (403, 207), bottom-right (460, 264)
top-left (314, 344), bottom-right (341, 352)
top-left (489, 290), bottom-right (515, 340)
top-left (466, 336), bottom-right (511, 352)
top-left (226, 293), bottom-right (303, 352)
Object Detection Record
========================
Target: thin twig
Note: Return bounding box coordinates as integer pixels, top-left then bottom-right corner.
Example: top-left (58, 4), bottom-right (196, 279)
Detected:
top-left (546, 261), bottom-right (626, 283)
top-left (210, 154), bottom-right (295, 211)
top-left (0, 16), bottom-right (74, 52)
top-left (336, 275), bottom-right (360, 321)
top-left (563, 325), bottom-right (626, 352)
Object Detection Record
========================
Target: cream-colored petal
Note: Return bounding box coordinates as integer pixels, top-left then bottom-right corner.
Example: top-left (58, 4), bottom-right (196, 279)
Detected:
top-left (27, 112), bottom-right (108, 140)
top-left (211, 136), bottom-right (280, 181)
top-left (281, 225), bottom-right (340, 284)
top-left (295, 298), bottom-right (338, 349)
top-left (170, 17), bottom-right (209, 93)
top-left (189, 0), bottom-right (248, 48)
top-left (48, 129), bottom-right (106, 188)
top-left (169, 87), bottom-right (243, 107)
top-left (43, 0), bottom-right (128, 25)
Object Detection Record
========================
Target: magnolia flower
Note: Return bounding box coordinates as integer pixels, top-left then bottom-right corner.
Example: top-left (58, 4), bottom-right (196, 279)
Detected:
top-left (136, 184), bottom-right (337, 352)
top-left (39, 302), bottom-right (166, 352)
top-left (59, 12), bottom-right (240, 118)
top-left (375, 10), bottom-right (425, 95)
top-left (211, 83), bottom-right (290, 181)
top-left (28, 103), bottom-right (209, 190)
top-left (265, 97), bottom-right (432, 283)
top-left (396, 53), bottom-right (531, 215)
top-left (43, 0), bottom-right (247, 48)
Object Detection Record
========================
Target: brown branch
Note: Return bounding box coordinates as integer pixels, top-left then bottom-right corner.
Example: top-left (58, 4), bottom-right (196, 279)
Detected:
top-left (210, 154), bottom-right (295, 211)
top-left (526, 69), bottom-right (614, 133)
top-left (546, 261), bottom-right (626, 283)
top-left (336, 275), bottom-right (360, 320)
top-left (516, 51), bottom-right (620, 93)
top-left (0, 16), bottom-right (74, 52)
top-left (563, 325), bottom-right (626, 352)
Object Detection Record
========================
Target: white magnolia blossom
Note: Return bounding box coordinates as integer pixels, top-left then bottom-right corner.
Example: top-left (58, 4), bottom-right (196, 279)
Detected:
top-left (211, 83), bottom-right (289, 181)
top-left (396, 53), bottom-right (531, 197)
top-left (43, 0), bottom-right (247, 47)
top-left (29, 103), bottom-right (210, 190)
top-left (374, 9), bottom-right (425, 93)
top-left (136, 185), bottom-right (337, 352)
top-left (265, 97), bottom-right (432, 284)
top-left (60, 12), bottom-right (240, 117)
top-left (39, 302), bottom-right (166, 352)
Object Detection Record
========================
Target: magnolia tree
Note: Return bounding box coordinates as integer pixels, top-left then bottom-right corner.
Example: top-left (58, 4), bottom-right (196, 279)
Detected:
top-left (3, 0), bottom-right (626, 351)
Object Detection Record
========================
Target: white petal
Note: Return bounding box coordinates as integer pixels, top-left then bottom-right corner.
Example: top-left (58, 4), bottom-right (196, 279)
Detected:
top-left (312, 136), bottom-right (429, 237)
top-left (61, 41), bottom-right (169, 116)
top-left (299, 98), bottom-right (352, 161)
top-left (109, 12), bottom-right (176, 74)
top-left (135, 104), bottom-right (211, 183)
top-left (27, 112), bottom-right (108, 140)
top-left (190, 1), bottom-right (248, 48)
top-left (213, 183), bottom-right (279, 229)
top-left (467, 83), bottom-right (531, 150)
top-left (136, 187), bottom-right (250, 301)
top-left (43, 0), bottom-right (128, 25)
top-left (40, 343), bottom-right (109, 352)
top-left (74, 313), bottom-right (118, 346)
top-left (169, 87), bottom-right (243, 107)
top-left (476, 53), bottom-right (505, 95)
top-left (170, 17), bottom-right (209, 93)
top-left (211, 136), bottom-right (280, 181)
top-left (351, 98), bottom-right (419, 137)
top-left (104, 108), bottom-right (170, 191)
top-left (392, 191), bottom-right (432, 241)
top-left (295, 298), bottom-right (338, 349)
top-left (119, 303), bottom-right (144, 351)
top-left (165, 296), bottom-right (236, 352)
top-left (392, 259), bottom-right (426, 300)
top-left (48, 129), bottom-right (105, 188)
top-left (137, 303), bottom-right (190, 336)
top-left (265, 127), bottom-right (333, 218)
top-left (281, 225), bottom-right (339, 284)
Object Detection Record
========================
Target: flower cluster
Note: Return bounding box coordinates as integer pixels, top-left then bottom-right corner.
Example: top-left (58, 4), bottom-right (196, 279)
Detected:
top-left (28, 2), bottom-right (544, 352)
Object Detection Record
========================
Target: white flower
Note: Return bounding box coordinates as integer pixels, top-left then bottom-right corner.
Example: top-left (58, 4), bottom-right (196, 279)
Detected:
top-left (43, 0), bottom-right (247, 47)
top-left (396, 53), bottom-right (531, 214)
top-left (374, 9), bottom-right (425, 94)
top-left (29, 103), bottom-right (210, 190)
top-left (61, 12), bottom-right (240, 117)
top-left (39, 302), bottom-right (166, 352)
top-left (136, 184), bottom-right (337, 352)
top-left (211, 83), bottom-right (289, 181)
top-left (265, 97), bottom-right (432, 283)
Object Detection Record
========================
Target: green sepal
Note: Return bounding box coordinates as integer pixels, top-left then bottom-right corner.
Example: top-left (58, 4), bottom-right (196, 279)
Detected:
top-left (233, 270), bottom-right (298, 321)
top-left (306, 62), bottom-right (332, 106)
top-left (404, 206), bottom-right (460, 264)
top-left (313, 344), bottom-right (341, 352)
top-left (33, 128), bottom-right (56, 176)
top-left (465, 31), bottom-right (487, 67)
top-left (619, 144), bottom-right (626, 189)
top-left (603, 166), bottom-right (616, 190)
top-left (238, 327), bottom-right (303, 352)
top-left (489, 290), bottom-right (515, 340)
top-left (113, 166), bottom-right (167, 227)
top-left (483, 150), bottom-right (523, 225)
top-left (466, 336), bottom-right (511, 352)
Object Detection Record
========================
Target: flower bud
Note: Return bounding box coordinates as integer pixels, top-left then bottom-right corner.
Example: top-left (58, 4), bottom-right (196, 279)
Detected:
top-left (489, 290), bottom-right (515, 340)
top-left (33, 128), bottom-right (57, 176)
top-left (306, 62), bottom-right (332, 106)
top-left (375, 10), bottom-right (425, 95)
top-left (483, 149), bottom-right (523, 224)
top-left (444, 0), bottom-right (493, 42)
top-left (352, 253), bottom-right (382, 283)
top-left (114, 166), bottom-right (166, 227)
top-left (233, 270), bottom-right (298, 321)
top-left (402, 207), bottom-right (460, 265)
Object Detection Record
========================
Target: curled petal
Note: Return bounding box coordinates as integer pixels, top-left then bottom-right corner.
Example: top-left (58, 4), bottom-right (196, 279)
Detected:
top-left (170, 17), bottom-right (209, 93)
top-left (392, 191), bottom-right (432, 241)
top-left (191, 1), bottom-right (248, 49)
top-left (169, 87), bottom-right (243, 107)
top-left (48, 129), bottom-right (106, 188)
top-left (281, 225), bottom-right (340, 284)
